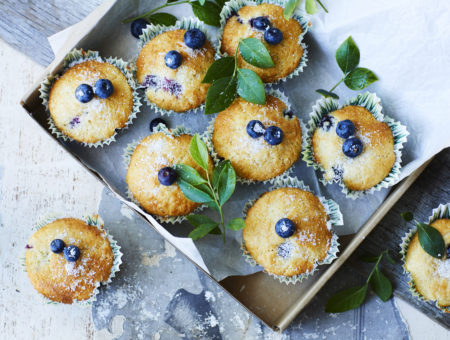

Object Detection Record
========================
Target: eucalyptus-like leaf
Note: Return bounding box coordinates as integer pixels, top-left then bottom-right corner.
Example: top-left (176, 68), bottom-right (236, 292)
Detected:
top-left (305, 0), bottom-right (318, 14)
top-left (316, 89), bottom-right (339, 99)
top-left (189, 222), bottom-right (220, 240)
top-left (417, 222), bottom-right (446, 259)
top-left (401, 212), bottom-right (414, 222)
top-left (174, 164), bottom-right (207, 186)
top-left (212, 160), bottom-right (230, 188)
top-left (187, 214), bottom-right (217, 227)
top-left (191, 1), bottom-right (221, 27)
top-left (359, 255), bottom-right (379, 263)
top-left (239, 38), bottom-right (275, 68)
top-left (189, 134), bottom-right (209, 170)
top-left (202, 57), bottom-right (236, 84)
top-left (148, 12), bottom-right (177, 26)
top-left (344, 67), bottom-right (378, 90)
top-left (237, 68), bottom-right (266, 105)
top-left (336, 36), bottom-right (360, 74)
top-left (325, 284), bottom-right (368, 313)
top-left (226, 218), bottom-right (245, 230)
top-left (370, 268), bottom-right (392, 302)
top-left (217, 162), bottom-right (236, 206)
top-left (283, 0), bottom-right (299, 20)
top-left (177, 179), bottom-right (213, 203)
top-left (205, 76), bottom-right (237, 114)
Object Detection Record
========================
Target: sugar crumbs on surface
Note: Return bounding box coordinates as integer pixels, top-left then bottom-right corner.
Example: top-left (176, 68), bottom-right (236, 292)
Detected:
top-left (434, 258), bottom-right (450, 279)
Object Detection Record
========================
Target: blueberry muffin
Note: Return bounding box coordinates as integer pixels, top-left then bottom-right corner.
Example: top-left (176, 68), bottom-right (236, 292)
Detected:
top-left (136, 27), bottom-right (215, 112)
top-left (126, 132), bottom-right (214, 218)
top-left (48, 59), bottom-right (135, 144)
top-left (221, 3), bottom-right (305, 83)
top-left (243, 187), bottom-right (337, 278)
top-left (212, 95), bottom-right (302, 181)
top-left (25, 217), bottom-right (116, 304)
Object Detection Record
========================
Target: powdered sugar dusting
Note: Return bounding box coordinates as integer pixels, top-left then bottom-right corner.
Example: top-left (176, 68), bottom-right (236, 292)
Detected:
top-left (435, 259), bottom-right (450, 279)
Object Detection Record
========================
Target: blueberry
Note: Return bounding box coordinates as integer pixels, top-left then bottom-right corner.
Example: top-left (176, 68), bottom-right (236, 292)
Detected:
top-left (336, 119), bottom-right (355, 139)
top-left (275, 218), bottom-right (296, 238)
top-left (64, 245), bottom-right (81, 262)
top-left (446, 245), bottom-right (450, 259)
top-left (75, 84), bottom-right (94, 103)
top-left (184, 28), bottom-right (206, 49)
top-left (332, 166), bottom-right (344, 181)
top-left (131, 18), bottom-right (149, 38)
top-left (149, 118), bottom-right (167, 132)
top-left (94, 79), bottom-right (114, 99)
top-left (264, 126), bottom-right (283, 145)
top-left (158, 166), bottom-right (177, 186)
top-left (246, 120), bottom-right (265, 138)
top-left (264, 27), bottom-right (283, 45)
top-left (318, 115), bottom-right (334, 131)
top-left (277, 242), bottom-right (293, 258)
top-left (342, 137), bottom-right (363, 158)
top-left (283, 109), bottom-right (294, 119)
top-left (50, 239), bottom-right (65, 253)
top-left (164, 50), bottom-right (182, 69)
top-left (250, 16), bottom-right (270, 30)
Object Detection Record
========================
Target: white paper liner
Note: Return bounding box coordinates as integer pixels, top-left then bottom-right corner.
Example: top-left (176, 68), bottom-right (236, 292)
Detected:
top-left (400, 203), bottom-right (450, 313)
top-left (22, 213), bottom-right (122, 306)
top-left (137, 17), bottom-right (218, 115)
top-left (241, 176), bottom-right (343, 284)
top-left (217, 0), bottom-right (310, 85)
top-left (39, 49), bottom-right (142, 148)
top-left (204, 88), bottom-right (306, 185)
top-left (302, 92), bottom-right (409, 199)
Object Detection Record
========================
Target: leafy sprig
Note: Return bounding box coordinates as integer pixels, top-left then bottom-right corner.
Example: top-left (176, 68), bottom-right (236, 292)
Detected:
top-left (401, 212), bottom-right (446, 259)
top-left (174, 134), bottom-right (245, 241)
top-left (325, 250), bottom-right (394, 313)
top-left (284, 0), bottom-right (328, 19)
top-left (203, 38), bottom-right (272, 114)
top-left (316, 36), bottom-right (378, 99)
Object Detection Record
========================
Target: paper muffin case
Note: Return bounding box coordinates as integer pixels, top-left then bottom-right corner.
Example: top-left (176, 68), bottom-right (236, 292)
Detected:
top-left (241, 176), bottom-right (343, 284)
top-left (203, 88), bottom-right (306, 185)
top-left (399, 203), bottom-right (450, 313)
top-left (302, 92), bottom-right (409, 199)
top-left (123, 124), bottom-right (207, 224)
top-left (39, 49), bottom-right (142, 148)
top-left (21, 213), bottom-right (122, 306)
top-left (217, 0), bottom-right (310, 86)
top-left (137, 17), bottom-right (218, 116)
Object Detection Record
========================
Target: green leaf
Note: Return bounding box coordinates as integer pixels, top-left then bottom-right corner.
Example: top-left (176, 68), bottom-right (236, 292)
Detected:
top-left (325, 284), bottom-right (368, 313)
top-left (147, 12), bottom-right (177, 26)
top-left (344, 67), bottom-right (378, 90)
top-left (191, 1), bottom-right (221, 27)
top-left (417, 223), bottom-right (446, 259)
top-left (226, 218), bottom-right (245, 230)
top-left (359, 255), bottom-right (379, 263)
top-left (173, 164), bottom-right (207, 186)
top-left (196, 183), bottom-right (215, 198)
top-left (283, 0), bottom-right (299, 20)
top-left (212, 160), bottom-right (229, 188)
top-left (214, 0), bottom-right (226, 6)
top-left (305, 0), bottom-right (318, 14)
top-left (237, 68), bottom-right (266, 105)
top-left (370, 268), bottom-right (392, 302)
top-left (316, 89), bottom-right (339, 99)
top-left (187, 214), bottom-right (217, 227)
top-left (239, 38), bottom-right (275, 68)
top-left (177, 179), bottom-right (213, 203)
top-left (385, 252), bottom-right (396, 265)
top-left (217, 162), bottom-right (236, 206)
top-left (336, 36), bottom-right (360, 74)
top-left (205, 201), bottom-right (220, 212)
top-left (198, 0), bottom-right (206, 5)
top-left (189, 223), bottom-right (220, 240)
top-left (189, 134), bottom-right (209, 170)
top-left (205, 76), bottom-right (237, 114)
top-left (401, 212), bottom-right (414, 222)
top-left (202, 57), bottom-right (236, 84)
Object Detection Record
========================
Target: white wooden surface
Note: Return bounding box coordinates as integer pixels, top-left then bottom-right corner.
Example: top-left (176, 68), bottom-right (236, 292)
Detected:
top-left (0, 38), bottom-right (447, 339)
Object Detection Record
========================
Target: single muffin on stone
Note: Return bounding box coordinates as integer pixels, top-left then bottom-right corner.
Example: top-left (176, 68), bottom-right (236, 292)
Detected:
top-left (136, 21), bottom-right (215, 113)
top-left (243, 182), bottom-right (341, 283)
top-left (211, 94), bottom-right (302, 182)
top-left (220, 2), bottom-right (307, 83)
top-left (126, 130), bottom-right (214, 219)
top-left (24, 216), bottom-right (121, 304)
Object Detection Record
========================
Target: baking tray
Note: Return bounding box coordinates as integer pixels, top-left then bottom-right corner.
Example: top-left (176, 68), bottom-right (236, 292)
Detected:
top-left (19, 0), bottom-right (432, 331)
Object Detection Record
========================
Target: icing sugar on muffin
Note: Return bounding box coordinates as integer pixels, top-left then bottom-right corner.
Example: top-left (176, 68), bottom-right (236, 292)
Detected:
top-left (48, 59), bottom-right (135, 144)
top-left (212, 95), bottom-right (302, 181)
top-left (126, 132), bottom-right (213, 218)
top-left (136, 27), bottom-right (215, 112)
top-left (25, 217), bottom-right (116, 304)
top-left (221, 3), bottom-right (305, 83)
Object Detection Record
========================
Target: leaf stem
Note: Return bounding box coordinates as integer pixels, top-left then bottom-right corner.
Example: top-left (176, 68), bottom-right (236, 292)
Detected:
top-left (122, 0), bottom-right (191, 23)
top-left (232, 41), bottom-right (241, 79)
top-left (316, 0), bottom-right (328, 13)
top-left (329, 77), bottom-right (344, 92)
top-left (366, 250), bottom-right (387, 283)
top-left (205, 170), bottom-right (226, 243)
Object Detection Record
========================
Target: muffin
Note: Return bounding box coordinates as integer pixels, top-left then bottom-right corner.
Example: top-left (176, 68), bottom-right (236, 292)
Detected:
top-left (220, 2), bottom-right (306, 83)
top-left (25, 216), bottom-right (120, 304)
top-left (126, 131), bottom-right (214, 219)
top-left (243, 179), bottom-right (341, 282)
top-left (44, 50), bottom-right (139, 145)
top-left (136, 20), bottom-right (215, 113)
top-left (211, 94), bottom-right (302, 182)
